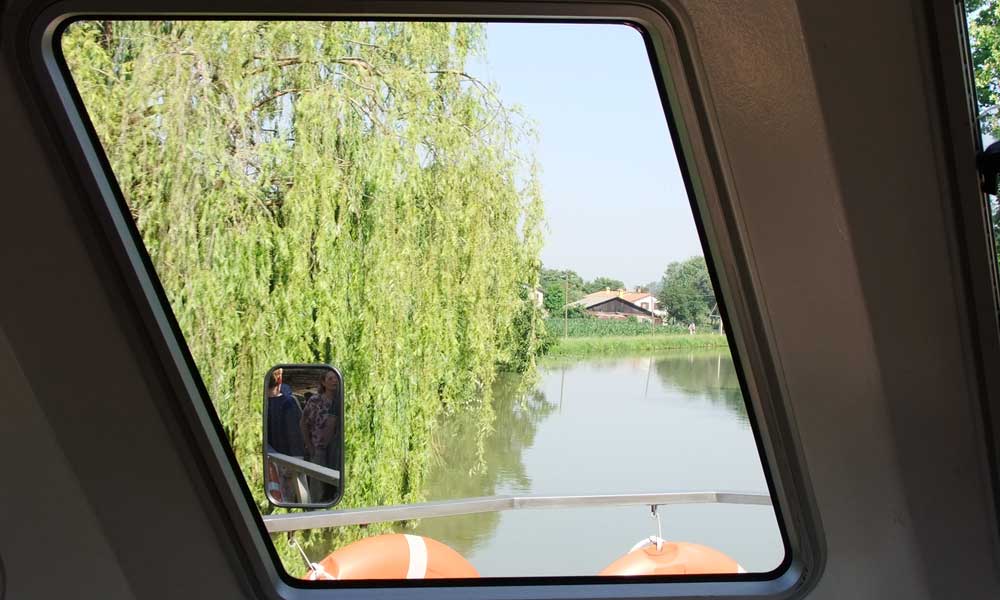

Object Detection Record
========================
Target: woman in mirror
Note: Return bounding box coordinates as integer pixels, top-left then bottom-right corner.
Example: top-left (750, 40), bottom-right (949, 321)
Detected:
top-left (300, 370), bottom-right (340, 501)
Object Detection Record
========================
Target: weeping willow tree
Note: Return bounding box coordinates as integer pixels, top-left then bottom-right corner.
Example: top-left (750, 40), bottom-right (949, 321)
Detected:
top-left (61, 20), bottom-right (547, 570)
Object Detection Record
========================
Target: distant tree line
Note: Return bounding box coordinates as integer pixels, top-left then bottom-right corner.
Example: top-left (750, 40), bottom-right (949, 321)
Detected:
top-left (540, 269), bottom-right (622, 313)
top-left (655, 257), bottom-right (716, 325)
top-left (541, 256), bottom-right (717, 326)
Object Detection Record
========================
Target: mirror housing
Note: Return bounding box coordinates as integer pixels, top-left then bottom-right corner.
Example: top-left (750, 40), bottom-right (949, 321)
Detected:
top-left (263, 364), bottom-right (344, 509)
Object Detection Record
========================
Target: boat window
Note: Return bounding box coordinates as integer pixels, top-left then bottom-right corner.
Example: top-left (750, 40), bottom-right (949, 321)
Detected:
top-left (57, 19), bottom-right (786, 585)
top-left (967, 1), bottom-right (1000, 240)
top-left (963, 1), bottom-right (1000, 533)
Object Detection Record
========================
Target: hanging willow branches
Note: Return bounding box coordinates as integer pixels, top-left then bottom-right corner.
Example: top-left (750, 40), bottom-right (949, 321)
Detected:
top-left (61, 20), bottom-right (547, 567)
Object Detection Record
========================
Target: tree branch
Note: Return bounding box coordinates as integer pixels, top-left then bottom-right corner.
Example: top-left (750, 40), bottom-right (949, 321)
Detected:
top-left (338, 38), bottom-right (384, 49)
top-left (252, 88), bottom-right (305, 111)
top-left (249, 55), bottom-right (381, 77)
top-left (347, 97), bottom-right (392, 136)
top-left (428, 69), bottom-right (523, 139)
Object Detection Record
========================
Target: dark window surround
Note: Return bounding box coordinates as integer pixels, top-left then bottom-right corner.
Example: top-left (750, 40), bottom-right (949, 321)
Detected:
top-left (7, 1), bottom-right (825, 598)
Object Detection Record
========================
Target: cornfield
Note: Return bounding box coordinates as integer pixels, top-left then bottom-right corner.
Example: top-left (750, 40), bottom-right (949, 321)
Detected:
top-left (546, 317), bottom-right (688, 337)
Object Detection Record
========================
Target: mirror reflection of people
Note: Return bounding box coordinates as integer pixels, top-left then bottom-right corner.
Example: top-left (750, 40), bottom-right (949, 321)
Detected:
top-left (266, 368), bottom-right (305, 502)
top-left (300, 370), bottom-right (340, 501)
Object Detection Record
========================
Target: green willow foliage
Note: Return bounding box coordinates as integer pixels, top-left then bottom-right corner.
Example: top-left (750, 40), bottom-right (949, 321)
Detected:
top-left (62, 20), bottom-right (547, 569)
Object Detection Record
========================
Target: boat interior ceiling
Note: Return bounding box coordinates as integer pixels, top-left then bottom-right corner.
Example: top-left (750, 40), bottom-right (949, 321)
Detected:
top-left (2, 0), bottom-right (1000, 598)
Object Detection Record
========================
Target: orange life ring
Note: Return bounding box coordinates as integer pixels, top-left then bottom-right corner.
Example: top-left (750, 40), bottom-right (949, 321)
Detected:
top-left (305, 534), bottom-right (479, 580)
top-left (599, 537), bottom-right (744, 576)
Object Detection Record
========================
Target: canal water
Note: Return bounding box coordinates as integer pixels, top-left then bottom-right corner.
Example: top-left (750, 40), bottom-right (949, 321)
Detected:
top-left (405, 350), bottom-right (785, 577)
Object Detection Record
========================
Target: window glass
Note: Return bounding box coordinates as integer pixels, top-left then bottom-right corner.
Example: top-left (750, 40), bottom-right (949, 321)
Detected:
top-left (967, 2), bottom-right (1000, 250)
top-left (60, 20), bottom-right (785, 581)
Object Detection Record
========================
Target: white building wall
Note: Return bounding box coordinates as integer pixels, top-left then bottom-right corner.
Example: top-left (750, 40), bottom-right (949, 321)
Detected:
top-left (634, 294), bottom-right (658, 312)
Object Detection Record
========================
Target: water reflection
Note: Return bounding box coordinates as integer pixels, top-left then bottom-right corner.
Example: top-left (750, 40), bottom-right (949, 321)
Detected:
top-left (652, 351), bottom-right (749, 424)
top-left (408, 375), bottom-right (556, 555)
top-left (401, 350), bottom-right (783, 575)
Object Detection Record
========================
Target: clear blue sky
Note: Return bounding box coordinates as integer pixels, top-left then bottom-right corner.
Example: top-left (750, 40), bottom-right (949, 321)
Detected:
top-left (468, 23), bottom-right (704, 288)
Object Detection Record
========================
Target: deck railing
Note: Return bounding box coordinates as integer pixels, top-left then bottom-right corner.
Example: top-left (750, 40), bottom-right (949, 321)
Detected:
top-left (262, 491), bottom-right (772, 533)
top-left (267, 451), bottom-right (341, 485)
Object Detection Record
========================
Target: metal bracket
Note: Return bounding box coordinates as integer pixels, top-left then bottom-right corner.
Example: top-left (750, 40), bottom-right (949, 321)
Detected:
top-left (650, 504), bottom-right (663, 551)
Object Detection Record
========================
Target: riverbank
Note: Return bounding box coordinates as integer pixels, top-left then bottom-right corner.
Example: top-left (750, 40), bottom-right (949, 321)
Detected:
top-left (545, 333), bottom-right (729, 357)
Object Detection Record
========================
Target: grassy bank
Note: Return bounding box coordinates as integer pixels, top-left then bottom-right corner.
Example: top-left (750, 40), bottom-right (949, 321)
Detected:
top-left (546, 333), bottom-right (729, 357)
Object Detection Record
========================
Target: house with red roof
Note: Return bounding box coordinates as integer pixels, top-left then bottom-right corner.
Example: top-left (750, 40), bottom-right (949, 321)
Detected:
top-left (567, 288), bottom-right (661, 323)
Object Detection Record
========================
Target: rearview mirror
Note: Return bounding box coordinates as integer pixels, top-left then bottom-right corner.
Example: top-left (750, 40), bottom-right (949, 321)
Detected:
top-left (263, 364), bottom-right (344, 508)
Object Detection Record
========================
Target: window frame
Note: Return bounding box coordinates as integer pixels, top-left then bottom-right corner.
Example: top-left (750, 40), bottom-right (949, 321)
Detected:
top-left (13, 1), bottom-right (824, 597)
top-left (927, 0), bottom-right (1000, 551)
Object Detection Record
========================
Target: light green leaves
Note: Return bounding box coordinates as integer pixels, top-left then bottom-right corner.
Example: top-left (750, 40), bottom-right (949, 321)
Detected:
top-left (63, 19), bottom-right (546, 573)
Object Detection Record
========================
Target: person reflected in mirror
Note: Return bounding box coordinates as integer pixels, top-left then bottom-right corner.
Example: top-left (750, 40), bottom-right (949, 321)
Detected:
top-left (300, 370), bottom-right (340, 502)
top-left (266, 368), bottom-right (305, 503)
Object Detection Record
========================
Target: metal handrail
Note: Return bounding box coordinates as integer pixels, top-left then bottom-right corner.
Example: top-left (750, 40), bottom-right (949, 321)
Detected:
top-left (267, 451), bottom-right (341, 485)
top-left (262, 491), bottom-right (771, 533)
